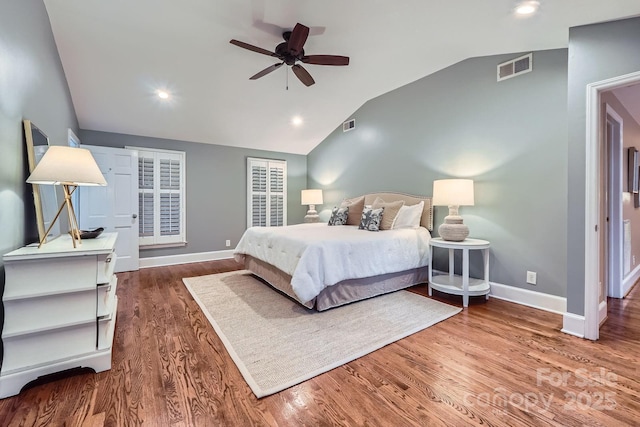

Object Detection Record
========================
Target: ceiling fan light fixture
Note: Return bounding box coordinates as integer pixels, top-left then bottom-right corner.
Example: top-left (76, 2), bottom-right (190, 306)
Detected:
top-left (514, 1), bottom-right (539, 16)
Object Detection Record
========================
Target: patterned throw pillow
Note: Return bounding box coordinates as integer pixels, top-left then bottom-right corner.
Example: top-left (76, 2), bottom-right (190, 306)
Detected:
top-left (358, 207), bottom-right (384, 231)
top-left (328, 206), bottom-right (349, 226)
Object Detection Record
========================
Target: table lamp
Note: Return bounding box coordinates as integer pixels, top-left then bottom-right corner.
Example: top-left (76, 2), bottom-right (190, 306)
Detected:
top-left (301, 189), bottom-right (323, 223)
top-left (27, 146), bottom-right (107, 248)
top-left (432, 179), bottom-right (474, 241)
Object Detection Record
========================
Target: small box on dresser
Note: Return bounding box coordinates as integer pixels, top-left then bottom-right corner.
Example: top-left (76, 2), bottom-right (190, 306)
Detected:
top-left (1, 232), bottom-right (119, 398)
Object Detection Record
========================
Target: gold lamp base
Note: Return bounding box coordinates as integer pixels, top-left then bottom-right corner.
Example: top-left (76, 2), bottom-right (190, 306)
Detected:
top-left (38, 184), bottom-right (82, 248)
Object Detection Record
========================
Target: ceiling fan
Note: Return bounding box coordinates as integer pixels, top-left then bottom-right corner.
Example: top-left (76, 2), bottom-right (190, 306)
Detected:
top-left (229, 23), bottom-right (349, 87)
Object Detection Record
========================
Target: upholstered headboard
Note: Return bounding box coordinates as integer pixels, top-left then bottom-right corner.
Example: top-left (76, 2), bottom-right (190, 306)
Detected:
top-left (363, 192), bottom-right (433, 231)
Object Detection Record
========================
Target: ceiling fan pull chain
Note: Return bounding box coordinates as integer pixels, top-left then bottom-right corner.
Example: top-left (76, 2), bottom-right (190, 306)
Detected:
top-left (286, 66), bottom-right (289, 90)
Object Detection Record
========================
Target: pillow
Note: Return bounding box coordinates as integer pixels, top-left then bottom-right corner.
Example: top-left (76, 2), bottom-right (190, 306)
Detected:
top-left (371, 197), bottom-right (404, 230)
top-left (328, 206), bottom-right (349, 226)
top-left (392, 201), bottom-right (424, 229)
top-left (358, 207), bottom-right (384, 231)
top-left (340, 196), bottom-right (365, 225)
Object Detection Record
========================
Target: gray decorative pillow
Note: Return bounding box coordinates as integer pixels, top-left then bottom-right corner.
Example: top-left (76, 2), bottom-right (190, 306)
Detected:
top-left (358, 207), bottom-right (384, 231)
top-left (328, 206), bottom-right (349, 226)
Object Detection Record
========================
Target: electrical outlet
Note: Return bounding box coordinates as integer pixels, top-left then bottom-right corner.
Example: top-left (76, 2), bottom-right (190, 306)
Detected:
top-left (526, 271), bottom-right (537, 285)
top-left (225, 239), bottom-right (231, 247)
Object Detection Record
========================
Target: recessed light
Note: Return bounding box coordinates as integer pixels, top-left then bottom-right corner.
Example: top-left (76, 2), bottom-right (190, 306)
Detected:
top-left (291, 116), bottom-right (303, 126)
top-left (515, 1), bottom-right (539, 15)
top-left (157, 90), bottom-right (170, 99)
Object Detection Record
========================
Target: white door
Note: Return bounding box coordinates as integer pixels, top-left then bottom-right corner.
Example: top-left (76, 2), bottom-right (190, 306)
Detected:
top-left (78, 145), bottom-right (139, 272)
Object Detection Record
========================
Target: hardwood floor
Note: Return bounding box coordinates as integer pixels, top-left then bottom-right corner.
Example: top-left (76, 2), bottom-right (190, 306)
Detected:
top-left (0, 260), bottom-right (638, 426)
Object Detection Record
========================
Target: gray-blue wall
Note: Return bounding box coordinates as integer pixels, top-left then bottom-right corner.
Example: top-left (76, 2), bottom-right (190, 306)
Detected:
top-left (0, 0), bottom-right (78, 265)
top-left (566, 16), bottom-right (640, 315)
top-left (308, 49), bottom-right (569, 296)
top-left (79, 130), bottom-right (307, 259)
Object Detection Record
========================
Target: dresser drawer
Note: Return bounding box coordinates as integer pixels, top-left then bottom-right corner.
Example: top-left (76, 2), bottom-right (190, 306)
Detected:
top-left (2, 290), bottom-right (96, 337)
top-left (1, 322), bottom-right (97, 374)
top-left (97, 275), bottom-right (118, 317)
top-left (97, 252), bottom-right (117, 284)
top-left (3, 256), bottom-right (98, 298)
top-left (98, 296), bottom-right (118, 350)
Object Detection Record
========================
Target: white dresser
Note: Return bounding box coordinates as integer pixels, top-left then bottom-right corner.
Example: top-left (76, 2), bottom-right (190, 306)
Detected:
top-left (1, 232), bottom-right (119, 398)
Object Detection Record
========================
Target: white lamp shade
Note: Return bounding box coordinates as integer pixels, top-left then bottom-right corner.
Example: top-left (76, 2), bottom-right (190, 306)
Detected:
top-left (301, 189), bottom-right (323, 205)
top-left (27, 146), bottom-right (107, 186)
top-left (432, 179), bottom-right (474, 206)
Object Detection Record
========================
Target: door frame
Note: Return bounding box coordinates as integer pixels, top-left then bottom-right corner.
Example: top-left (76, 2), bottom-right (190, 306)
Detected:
top-left (585, 70), bottom-right (640, 340)
top-left (598, 104), bottom-right (624, 325)
top-left (604, 105), bottom-right (624, 301)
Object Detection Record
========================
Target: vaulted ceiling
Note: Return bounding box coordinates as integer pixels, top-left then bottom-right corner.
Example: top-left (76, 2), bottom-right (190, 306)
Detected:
top-left (43, 1), bottom-right (640, 155)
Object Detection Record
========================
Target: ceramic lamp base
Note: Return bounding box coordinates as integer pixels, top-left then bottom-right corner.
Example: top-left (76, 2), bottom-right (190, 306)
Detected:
top-left (438, 214), bottom-right (469, 241)
top-left (304, 205), bottom-right (319, 223)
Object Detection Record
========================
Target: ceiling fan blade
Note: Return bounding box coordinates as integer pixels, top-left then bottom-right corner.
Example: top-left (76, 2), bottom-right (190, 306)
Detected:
top-left (249, 62), bottom-right (284, 80)
top-left (291, 64), bottom-right (315, 87)
top-left (287, 23), bottom-right (309, 56)
top-left (229, 39), bottom-right (276, 57)
top-left (301, 55), bottom-right (350, 66)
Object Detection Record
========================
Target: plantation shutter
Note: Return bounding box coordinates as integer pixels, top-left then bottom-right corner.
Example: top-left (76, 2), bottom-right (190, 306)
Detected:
top-left (247, 158), bottom-right (287, 228)
top-left (138, 156), bottom-right (155, 240)
top-left (133, 147), bottom-right (186, 247)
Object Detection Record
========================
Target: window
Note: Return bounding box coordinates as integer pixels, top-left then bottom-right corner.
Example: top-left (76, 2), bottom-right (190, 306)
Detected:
top-left (130, 147), bottom-right (186, 247)
top-left (247, 157), bottom-right (287, 228)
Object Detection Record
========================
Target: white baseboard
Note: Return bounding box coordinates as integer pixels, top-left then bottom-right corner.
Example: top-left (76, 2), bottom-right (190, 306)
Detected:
top-left (489, 281), bottom-right (567, 315)
top-left (622, 263), bottom-right (640, 297)
top-left (139, 250), bottom-right (235, 269)
top-left (561, 312), bottom-right (585, 338)
top-left (599, 300), bottom-right (607, 325)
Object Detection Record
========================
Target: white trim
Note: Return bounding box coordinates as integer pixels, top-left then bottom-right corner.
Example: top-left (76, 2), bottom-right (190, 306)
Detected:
top-left (489, 282), bottom-right (566, 314)
top-left (139, 250), bottom-right (234, 269)
top-left (605, 104), bottom-right (624, 299)
top-left (584, 70), bottom-right (640, 341)
top-left (598, 300), bottom-right (607, 325)
top-left (67, 128), bottom-right (80, 148)
top-left (623, 263), bottom-right (640, 297)
top-left (561, 312), bottom-right (585, 338)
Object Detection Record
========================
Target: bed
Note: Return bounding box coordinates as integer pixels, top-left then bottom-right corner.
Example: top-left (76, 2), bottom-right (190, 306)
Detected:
top-left (234, 192), bottom-right (433, 311)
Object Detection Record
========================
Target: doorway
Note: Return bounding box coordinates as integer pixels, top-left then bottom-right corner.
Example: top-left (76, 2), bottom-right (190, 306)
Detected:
top-left (599, 104), bottom-right (624, 325)
top-left (584, 71), bottom-right (640, 340)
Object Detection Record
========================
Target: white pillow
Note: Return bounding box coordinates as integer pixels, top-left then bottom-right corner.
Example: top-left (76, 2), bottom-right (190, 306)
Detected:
top-left (392, 201), bottom-right (424, 229)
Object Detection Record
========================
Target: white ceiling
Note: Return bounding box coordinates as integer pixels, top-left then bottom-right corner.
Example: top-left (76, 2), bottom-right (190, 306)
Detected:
top-left (43, 1), bottom-right (640, 155)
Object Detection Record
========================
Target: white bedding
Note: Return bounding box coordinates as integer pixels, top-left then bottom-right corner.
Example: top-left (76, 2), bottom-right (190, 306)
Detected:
top-left (233, 223), bottom-right (431, 304)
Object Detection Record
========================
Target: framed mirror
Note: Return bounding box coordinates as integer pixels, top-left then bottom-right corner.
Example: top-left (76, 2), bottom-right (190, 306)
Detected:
top-left (23, 119), bottom-right (60, 243)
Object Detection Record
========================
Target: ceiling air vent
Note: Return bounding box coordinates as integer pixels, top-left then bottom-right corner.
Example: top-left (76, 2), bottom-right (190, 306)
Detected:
top-left (497, 53), bottom-right (532, 82)
top-left (343, 119), bottom-right (355, 132)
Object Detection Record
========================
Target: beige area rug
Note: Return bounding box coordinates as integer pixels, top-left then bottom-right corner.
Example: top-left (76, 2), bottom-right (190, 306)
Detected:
top-left (182, 270), bottom-right (461, 398)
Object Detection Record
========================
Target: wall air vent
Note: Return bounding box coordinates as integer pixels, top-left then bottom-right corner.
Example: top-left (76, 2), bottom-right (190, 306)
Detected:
top-left (497, 53), bottom-right (532, 82)
top-left (343, 119), bottom-right (355, 132)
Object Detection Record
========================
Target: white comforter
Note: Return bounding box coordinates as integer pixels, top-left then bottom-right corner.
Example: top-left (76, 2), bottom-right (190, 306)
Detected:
top-left (234, 223), bottom-right (431, 304)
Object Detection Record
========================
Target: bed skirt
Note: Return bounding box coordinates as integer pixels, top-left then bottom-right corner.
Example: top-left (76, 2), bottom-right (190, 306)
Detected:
top-left (243, 255), bottom-right (430, 311)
